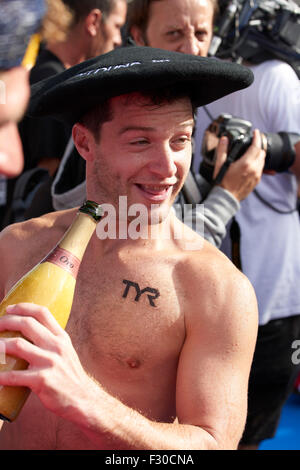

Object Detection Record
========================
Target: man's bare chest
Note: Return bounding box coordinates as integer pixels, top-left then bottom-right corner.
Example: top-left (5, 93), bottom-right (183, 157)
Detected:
top-left (68, 249), bottom-right (186, 377)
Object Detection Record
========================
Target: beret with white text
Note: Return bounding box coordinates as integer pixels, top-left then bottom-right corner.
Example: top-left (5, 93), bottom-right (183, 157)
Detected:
top-left (28, 46), bottom-right (254, 126)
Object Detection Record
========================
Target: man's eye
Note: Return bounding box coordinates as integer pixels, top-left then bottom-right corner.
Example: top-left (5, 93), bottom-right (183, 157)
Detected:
top-left (166, 30), bottom-right (181, 39)
top-left (196, 31), bottom-right (207, 40)
top-left (130, 139), bottom-right (149, 145)
top-left (174, 136), bottom-right (191, 145)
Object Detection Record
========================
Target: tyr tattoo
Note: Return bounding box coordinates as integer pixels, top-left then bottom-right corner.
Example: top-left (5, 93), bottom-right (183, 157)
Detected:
top-left (122, 279), bottom-right (160, 307)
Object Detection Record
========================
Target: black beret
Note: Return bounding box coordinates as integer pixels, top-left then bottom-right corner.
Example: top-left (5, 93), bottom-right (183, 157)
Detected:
top-left (28, 46), bottom-right (254, 126)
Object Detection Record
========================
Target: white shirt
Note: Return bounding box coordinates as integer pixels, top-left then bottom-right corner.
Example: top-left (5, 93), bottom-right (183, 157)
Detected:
top-left (194, 60), bottom-right (300, 325)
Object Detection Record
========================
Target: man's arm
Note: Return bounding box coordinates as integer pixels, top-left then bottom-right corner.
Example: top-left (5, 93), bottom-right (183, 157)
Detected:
top-left (176, 254), bottom-right (258, 448)
top-left (0, 252), bottom-right (258, 450)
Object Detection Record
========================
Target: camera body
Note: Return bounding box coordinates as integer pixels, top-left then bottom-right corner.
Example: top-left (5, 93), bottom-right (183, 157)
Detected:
top-left (200, 113), bottom-right (299, 183)
top-left (200, 114), bottom-right (253, 182)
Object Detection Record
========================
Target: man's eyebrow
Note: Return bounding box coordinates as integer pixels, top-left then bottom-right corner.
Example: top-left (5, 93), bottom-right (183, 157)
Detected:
top-left (118, 126), bottom-right (156, 135)
top-left (119, 120), bottom-right (194, 135)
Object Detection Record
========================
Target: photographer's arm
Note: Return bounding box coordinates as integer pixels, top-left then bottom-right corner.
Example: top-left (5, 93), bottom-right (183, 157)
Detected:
top-left (183, 131), bottom-right (266, 247)
top-left (182, 184), bottom-right (240, 248)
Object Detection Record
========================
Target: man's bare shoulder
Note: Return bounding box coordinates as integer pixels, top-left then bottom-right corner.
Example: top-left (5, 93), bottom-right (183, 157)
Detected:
top-left (178, 240), bottom-right (258, 325)
top-left (0, 208), bottom-right (78, 295)
top-left (0, 208), bottom-right (77, 255)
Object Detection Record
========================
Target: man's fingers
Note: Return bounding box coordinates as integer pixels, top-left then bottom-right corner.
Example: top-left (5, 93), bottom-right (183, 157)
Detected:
top-left (0, 336), bottom-right (48, 367)
top-left (251, 129), bottom-right (262, 151)
top-left (5, 303), bottom-right (65, 336)
top-left (0, 304), bottom-right (69, 351)
top-left (0, 313), bottom-right (48, 348)
top-left (230, 129), bottom-right (265, 168)
top-left (0, 368), bottom-right (39, 389)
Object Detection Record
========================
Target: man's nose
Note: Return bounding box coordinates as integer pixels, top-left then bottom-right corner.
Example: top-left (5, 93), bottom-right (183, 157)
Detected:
top-left (114, 30), bottom-right (123, 48)
top-left (178, 35), bottom-right (201, 56)
top-left (148, 146), bottom-right (177, 178)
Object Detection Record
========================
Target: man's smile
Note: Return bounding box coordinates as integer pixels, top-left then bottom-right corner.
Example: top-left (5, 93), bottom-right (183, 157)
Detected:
top-left (135, 183), bottom-right (174, 202)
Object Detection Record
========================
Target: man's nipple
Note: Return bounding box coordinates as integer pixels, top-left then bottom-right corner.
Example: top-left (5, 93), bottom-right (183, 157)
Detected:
top-left (126, 358), bottom-right (141, 369)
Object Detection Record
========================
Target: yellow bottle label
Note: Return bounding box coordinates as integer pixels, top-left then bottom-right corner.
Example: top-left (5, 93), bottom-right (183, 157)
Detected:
top-left (43, 246), bottom-right (81, 279)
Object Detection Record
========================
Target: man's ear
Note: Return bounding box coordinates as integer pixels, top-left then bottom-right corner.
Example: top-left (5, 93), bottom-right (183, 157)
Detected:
top-left (85, 8), bottom-right (102, 37)
top-left (72, 123), bottom-right (95, 162)
top-left (130, 25), bottom-right (146, 46)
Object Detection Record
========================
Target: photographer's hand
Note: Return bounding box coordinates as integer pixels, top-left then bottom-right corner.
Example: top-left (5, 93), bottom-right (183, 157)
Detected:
top-left (213, 130), bottom-right (266, 202)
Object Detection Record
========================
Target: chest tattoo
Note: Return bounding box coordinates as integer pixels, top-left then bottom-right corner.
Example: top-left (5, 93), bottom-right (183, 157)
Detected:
top-left (122, 279), bottom-right (160, 307)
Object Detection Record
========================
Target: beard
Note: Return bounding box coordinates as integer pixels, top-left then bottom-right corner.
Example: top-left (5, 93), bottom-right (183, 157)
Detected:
top-left (88, 160), bottom-right (181, 233)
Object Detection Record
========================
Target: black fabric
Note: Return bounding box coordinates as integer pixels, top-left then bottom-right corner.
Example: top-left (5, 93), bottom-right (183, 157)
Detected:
top-left (19, 48), bottom-right (71, 171)
top-left (27, 46), bottom-right (254, 126)
top-left (29, 47), bottom-right (66, 84)
top-left (1, 168), bottom-right (51, 228)
top-left (54, 148), bottom-right (86, 196)
top-left (230, 218), bottom-right (243, 271)
top-left (24, 174), bottom-right (55, 219)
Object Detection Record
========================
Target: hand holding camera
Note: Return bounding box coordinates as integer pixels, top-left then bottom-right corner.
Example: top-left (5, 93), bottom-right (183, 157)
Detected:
top-left (200, 114), bottom-right (300, 200)
top-left (210, 129), bottom-right (265, 202)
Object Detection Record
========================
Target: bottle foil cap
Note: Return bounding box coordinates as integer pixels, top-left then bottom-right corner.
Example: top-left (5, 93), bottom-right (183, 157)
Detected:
top-left (79, 200), bottom-right (104, 222)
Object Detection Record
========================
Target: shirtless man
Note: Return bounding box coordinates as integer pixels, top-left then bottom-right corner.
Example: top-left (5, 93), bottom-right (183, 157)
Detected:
top-left (0, 46), bottom-right (258, 449)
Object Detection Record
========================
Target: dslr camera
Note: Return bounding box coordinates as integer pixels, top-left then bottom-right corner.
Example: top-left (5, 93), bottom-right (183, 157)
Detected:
top-left (200, 113), bottom-right (299, 183)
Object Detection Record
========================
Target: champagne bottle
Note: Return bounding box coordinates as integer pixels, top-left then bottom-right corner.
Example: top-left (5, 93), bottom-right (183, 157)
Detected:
top-left (0, 200), bottom-right (103, 422)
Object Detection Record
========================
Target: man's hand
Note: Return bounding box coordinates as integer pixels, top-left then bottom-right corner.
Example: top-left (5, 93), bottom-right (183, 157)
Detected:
top-left (213, 130), bottom-right (266, 201)
top-left (0, 303), bottom-right (93, 421)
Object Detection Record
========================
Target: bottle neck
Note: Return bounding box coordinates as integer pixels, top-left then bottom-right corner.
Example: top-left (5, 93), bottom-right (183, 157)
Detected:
top-left (43, 201), bottom-right (103, 278)
top-left (58, 211), bottom-right (98, 260)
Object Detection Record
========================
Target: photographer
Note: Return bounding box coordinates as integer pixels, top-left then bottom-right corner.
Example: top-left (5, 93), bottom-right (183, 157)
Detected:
top-left (193, 0), bottom-right (300, 449)
top-left (127, 0), bottom-right (267, 249)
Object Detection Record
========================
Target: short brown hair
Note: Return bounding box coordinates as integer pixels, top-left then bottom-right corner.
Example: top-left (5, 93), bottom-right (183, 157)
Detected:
top-left (62, 0), bottom-right (122, 25)
top-left (79, 100), bottom-right (113, 141)
top-left (79, 88), bottom-right (196, 141)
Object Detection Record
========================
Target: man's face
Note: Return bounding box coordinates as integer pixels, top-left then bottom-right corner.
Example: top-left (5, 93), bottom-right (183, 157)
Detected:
top-left (0, 66), bottom-right (30, 176)
top-left (94, 0), bottom-right (127, 55)
top-left (88, 94), bottom-right (194, 224)
top-left (133, 0), bottom-right (214, 57)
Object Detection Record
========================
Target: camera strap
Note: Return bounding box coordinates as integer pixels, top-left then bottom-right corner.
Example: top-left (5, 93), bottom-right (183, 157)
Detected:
top-left (182, 171), bottom-right (202, 204)
top-left (213, 160), bottom-right (232, 186)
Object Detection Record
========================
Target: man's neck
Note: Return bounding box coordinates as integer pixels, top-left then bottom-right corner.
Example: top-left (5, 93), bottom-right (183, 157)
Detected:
top-left (47, 30), bottom-right (89, 69)
top-left (90, 211), bottom-right (178, 255)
